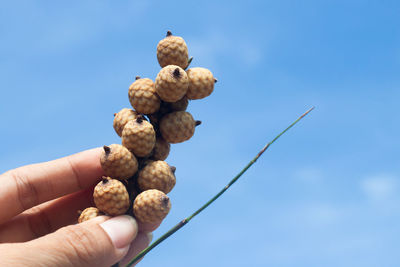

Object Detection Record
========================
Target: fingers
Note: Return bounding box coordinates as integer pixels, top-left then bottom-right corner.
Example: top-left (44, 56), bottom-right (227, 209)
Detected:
top-left (119, 232), bottom-right (153, 266)
top-left (0, 215), bottom-right (138, 267)
top-left (137, 220), bottom-right (162, 232)
top-left (117, 220), bottom-right (161, 266)
top-left (0, 147), bottom-right (104, 224)
top-left (0, 187), bottom-right (164, 243)
top-left (0, 188), bottom-right (94, 243)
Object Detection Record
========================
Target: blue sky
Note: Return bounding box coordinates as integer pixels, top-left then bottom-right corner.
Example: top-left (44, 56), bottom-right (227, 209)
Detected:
top-left (1, 1), bottom-right (400, 266)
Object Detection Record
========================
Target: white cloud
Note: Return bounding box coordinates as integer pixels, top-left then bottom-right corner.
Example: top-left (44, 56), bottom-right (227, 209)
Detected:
top-left (288, 203), bottom-right (343, 227)
top-left (305, 204), bottom-right (342, 225)
top-left (294, 167), bottom-right (324, 185)
top-left (361, 174), bottom-right (398, 201)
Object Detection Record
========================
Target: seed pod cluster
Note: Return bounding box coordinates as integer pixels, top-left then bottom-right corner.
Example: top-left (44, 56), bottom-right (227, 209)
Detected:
top-left (78, 31), bottom-right (217, 225)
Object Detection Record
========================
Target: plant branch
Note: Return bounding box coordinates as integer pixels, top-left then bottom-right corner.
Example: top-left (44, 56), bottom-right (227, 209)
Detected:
top-left (124, 106), bottom-right (314, 267)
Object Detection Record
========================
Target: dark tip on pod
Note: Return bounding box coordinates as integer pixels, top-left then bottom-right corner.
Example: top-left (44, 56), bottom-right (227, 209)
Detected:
top-left (173, 68), bottom-right (181, 78)
top-left (113, 113), bottom-right (117, 117)
top-left (103, 145), bottom-right (111, 155)
top-left (136, 115), bottom-right (144, 123)
top-left (102, 177), bottom-right (109, 184)
top-left (195, 120), bottom-right (202, 126)
top-left (166, 30), bottom-right (172, 37)
top-left (214, 78), bottom-right (218, 83)
top-left (161, 195), bottom-right (170, 208)
top-left (135, 76), bottom-right (141, 80)
top-left (170, 166), bottom-right (176, 174)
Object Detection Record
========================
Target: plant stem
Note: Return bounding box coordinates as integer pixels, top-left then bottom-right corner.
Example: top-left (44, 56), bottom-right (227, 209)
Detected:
top-left (125, 106), bottom-right (314, 267)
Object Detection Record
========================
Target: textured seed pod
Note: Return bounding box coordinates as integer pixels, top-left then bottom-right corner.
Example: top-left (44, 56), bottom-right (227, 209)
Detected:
top-left (78, 207), bottom-right (103, 223)
top-left (113, 108), bottom-right (138, 137)
top-left (122, 116), bottom-right (156, 157)
top-left (133, 189), bottom-right (171, 223)
top-left (128, 77), bottom-right (160, 115)
top-left (157, 31), bottom-right (189, 69)
top-left (186, 67), bottom-right (216, 100)
top-left (137, 160), bottom-right (176, 193)
top-left (100, 144), bottom-right (138, 180)
top-left (155, 65), bottom-right (189, 102)
top-left (93, 177), bottom-right (130, 216)
top-left (151, 137), bottom-right (170, 161)
top-left (160, 111), bottom-right (198, 143)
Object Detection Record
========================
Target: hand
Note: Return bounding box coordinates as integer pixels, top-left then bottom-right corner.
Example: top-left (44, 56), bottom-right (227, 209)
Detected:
top-left (0, 148), bottom-right (159, 267)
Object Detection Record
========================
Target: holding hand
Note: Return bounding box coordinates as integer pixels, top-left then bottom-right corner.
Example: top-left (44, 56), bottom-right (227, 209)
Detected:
top-left (0, 148), bottom-right (159, 267)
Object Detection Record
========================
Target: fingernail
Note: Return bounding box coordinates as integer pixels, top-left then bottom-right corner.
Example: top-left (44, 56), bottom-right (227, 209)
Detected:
top-left (146, 232), bottom-right (153, 244)
top-left (100, 215), bottom-right (138, 250)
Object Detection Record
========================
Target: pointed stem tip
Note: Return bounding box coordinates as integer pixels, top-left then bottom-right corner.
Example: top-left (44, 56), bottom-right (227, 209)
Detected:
top-left (185, 57), bottom-right (193, 70)
top-left (195, 120), bottom-right (202, 126)
top-left (135, 76), bottom-right (141, 80)
top-left (102, 177), bottom-right (109, 184)
top-left (166, 30), bottom-right (172, 37)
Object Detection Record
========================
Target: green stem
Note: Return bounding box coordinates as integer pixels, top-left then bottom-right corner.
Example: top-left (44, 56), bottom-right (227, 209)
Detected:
top-left (125, 106), bottom-right (314, 267)
top-left (185, 57), bottom-right (193, 70)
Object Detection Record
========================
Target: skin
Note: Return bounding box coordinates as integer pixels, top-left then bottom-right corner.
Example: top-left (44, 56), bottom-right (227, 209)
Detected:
top-left (0, 148), bottom-right (161, 267)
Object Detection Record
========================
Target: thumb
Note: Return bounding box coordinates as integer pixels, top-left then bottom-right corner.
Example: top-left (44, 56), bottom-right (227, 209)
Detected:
top-left (16, 215), bottom-right (138, 267)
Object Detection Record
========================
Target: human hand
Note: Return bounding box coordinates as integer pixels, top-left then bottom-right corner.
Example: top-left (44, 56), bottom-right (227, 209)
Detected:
top-left (0, 148), bottom-right (160, 267)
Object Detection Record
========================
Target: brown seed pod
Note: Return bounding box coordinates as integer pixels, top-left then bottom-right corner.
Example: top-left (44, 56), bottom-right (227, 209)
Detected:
top-left (122, 116), bottom-right (156, 157)
top-left (128, 78), bottom-right (161, 115)
top-left (155, 65), bottom-right (189, 102)
top-left (186, 67), bottom-right (216, 100)
top-left (157, 31), bottom-right (189, 69)
top-left (100, 144), bottom-right (138, 180)
top-left (113, 108), bottom-right (139, 137)
top-left (160, 111), bottom-right (198, 143)
top-left (78, 207), bottom-right (103, 223)
top-left (133, 189), bottom-right (171, 223)
top-left (137, 160), bottom-right (176, 194)
top-left (93, 177), bottom-right (130, 216)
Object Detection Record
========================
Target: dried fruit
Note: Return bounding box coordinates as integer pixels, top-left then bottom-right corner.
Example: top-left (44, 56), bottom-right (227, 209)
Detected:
top-left (137, 160), bottom-right (176, 193)
top-left (100, 144), bottom-right (138, 180)
top-left (133, 189), bottom-right (171, 223)
top-left (128, 77), bottom-right (160, 114)
top-left (78, 207), bottom-right (103, 223)
top-left (93, 177), bottom-right (130, 216)
top-left (113, 108), bottom-right (138, 137)
top-left (157, 31), bottom-right (189, 69)
top-left (155, 65), bottom-right (189, 102)
top-left (186, 67), bottom-right (216, 100)
top-left (122, 116), bottom-right (156, 157)
top-left (160, 111), bottom-right (199, 143)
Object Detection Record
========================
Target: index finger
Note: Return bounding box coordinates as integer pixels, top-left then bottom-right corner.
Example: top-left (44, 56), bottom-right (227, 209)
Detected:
top-left (0, 147), bottom-right (104, 224)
